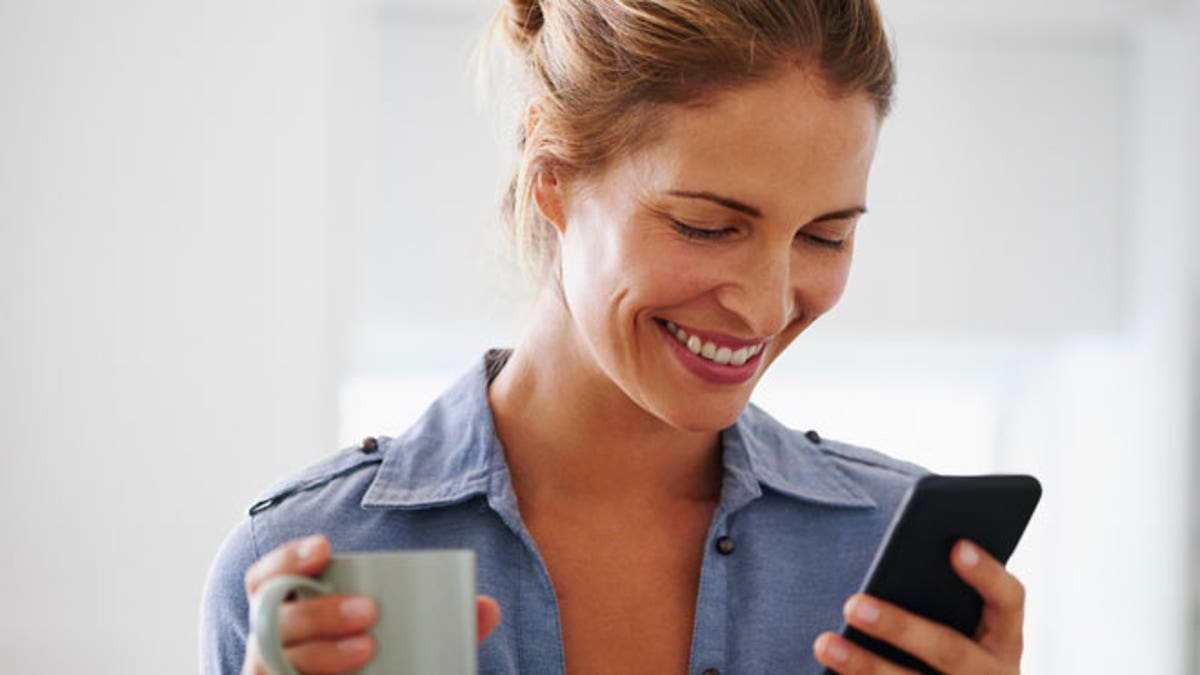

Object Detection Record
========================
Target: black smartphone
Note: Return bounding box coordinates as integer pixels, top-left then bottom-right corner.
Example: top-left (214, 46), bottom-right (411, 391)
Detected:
top-left (822, 474), bottom-right (1042, 675)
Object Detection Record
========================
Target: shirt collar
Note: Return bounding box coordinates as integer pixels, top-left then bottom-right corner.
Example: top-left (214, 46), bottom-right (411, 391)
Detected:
top-left (362, 350), bottom-right (876, 511)
top-left (361, 351), bottom-right (507, 509)
top-left (720, 403), bottom-right (877, 510)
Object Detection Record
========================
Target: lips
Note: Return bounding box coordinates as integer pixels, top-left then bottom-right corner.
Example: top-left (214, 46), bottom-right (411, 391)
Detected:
top-left (663, 320), bottom-right (765, 366)
top-left (656, 319), bottom-right (768, 385)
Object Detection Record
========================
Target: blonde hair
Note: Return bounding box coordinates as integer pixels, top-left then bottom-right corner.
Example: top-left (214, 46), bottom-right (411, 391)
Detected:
top-left (491, 0), bottom-right (895, 281)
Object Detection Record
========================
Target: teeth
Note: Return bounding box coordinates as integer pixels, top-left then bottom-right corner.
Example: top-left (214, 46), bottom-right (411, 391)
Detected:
top-left (663, 320), bottom-right (764, 367)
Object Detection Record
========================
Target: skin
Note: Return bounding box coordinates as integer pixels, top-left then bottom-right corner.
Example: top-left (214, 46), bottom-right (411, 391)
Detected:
top-left (240, 66), bottom-right (1026, 674)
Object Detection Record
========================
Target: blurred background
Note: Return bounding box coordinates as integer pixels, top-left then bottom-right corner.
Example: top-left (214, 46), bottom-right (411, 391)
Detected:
top-left (1, 0), bottom-right (1197, 672)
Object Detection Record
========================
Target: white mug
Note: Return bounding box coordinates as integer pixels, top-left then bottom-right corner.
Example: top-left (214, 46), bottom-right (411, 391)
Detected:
top-left (251, 549), bottom-right (477, 675)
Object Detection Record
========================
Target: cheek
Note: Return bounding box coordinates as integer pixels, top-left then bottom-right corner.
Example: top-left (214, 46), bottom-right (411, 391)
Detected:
top-left (563, 220), bottom-right (711, 317)
top-left (807, 256), bottom-right (853, 314)
top-left (627, 244), bottom-right (727, 307)
top-left (558, 213), bottom-right (652, 332)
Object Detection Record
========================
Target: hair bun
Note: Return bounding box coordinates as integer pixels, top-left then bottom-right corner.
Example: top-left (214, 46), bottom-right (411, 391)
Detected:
top-left (505, 0), bottom-right (544, 50)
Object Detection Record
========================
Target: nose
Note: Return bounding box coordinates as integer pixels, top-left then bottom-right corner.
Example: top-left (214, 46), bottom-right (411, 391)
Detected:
top-left (716, 245), bottom-right (795, 337)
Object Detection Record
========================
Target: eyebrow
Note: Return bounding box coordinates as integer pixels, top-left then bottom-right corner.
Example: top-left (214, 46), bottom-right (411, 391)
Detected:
top-left (667, 189), bottom-right (866, 223)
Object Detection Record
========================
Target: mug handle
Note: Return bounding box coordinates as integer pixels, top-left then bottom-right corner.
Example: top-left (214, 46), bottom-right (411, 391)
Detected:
top-left (250, 575), bottom-right (334, 675)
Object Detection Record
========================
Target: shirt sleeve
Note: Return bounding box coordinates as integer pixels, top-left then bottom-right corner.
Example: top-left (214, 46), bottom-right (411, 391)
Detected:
top-left (199, 518), bottom-right (259, 675)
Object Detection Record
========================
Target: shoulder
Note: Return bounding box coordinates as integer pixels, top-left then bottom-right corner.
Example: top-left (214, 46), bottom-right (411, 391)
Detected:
top-left (247, 439), bottom-right (385, 517)
top-left (735, 402), bottom-right (929, 509)
top-left (239, 437), bottom-right (404, 557)
top-left (811, 433), bottom-right (929, 481)
top-left (814, 433), bottom-right (929, 508)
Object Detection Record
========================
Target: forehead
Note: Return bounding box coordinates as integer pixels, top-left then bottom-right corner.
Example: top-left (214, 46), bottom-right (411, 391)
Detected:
top-left (614, 67), bottom-right (880, 215)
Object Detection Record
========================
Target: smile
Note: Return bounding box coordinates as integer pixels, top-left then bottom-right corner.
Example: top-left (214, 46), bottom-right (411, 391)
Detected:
top-left (661, 320), bottom-right (766, 366)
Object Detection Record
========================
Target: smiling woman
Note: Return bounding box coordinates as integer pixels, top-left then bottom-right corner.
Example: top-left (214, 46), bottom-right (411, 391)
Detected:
top-left (517, 66), bottom-right (876, 433)
top-left (200, 2), bottom-right (1029, 674)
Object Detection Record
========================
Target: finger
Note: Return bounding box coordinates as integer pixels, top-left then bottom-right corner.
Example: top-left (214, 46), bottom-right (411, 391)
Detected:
top-left (277, 594), bottom-right (378, 646)
top-left (813, 631), bottom-right (920, 675)
top-left (243, 633), bottom-right (372, 675)
top-left (842, 594), bottom-right (992, 674)
top-left (244, 535), bottom-right (330, 596)
top-left (951, 539), bottom-right (1025, 656)
top-left (282, 634), bottom-right (376, 675)
top-left (477, 595), bottom-right (502, 642)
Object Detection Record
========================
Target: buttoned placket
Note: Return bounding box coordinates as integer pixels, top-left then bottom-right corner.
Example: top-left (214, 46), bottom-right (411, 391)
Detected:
top-left (687, 444), bottom-right (765, 675)
top-left (485, 452), bottom-right (568, 674)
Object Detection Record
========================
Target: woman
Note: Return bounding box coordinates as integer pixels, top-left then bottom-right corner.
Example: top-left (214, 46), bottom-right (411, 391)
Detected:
top-left (202, 1), bottom-right (1027, 673)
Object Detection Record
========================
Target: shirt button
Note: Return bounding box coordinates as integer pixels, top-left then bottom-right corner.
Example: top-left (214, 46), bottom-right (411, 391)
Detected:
top-left (361, 436), bottom-right (379, 453)
top-left (715, 536), bottom-right (735, 555)
top-left (805, 429), bottom-right (821, 444)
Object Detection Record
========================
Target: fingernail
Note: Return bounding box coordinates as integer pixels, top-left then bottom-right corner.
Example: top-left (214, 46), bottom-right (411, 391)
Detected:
top-left (342, 597), bottom-right (375, 620)
top-left (338, 635), bottom-right (371, 654)
top-left (820, 634), bottom-right (850, 663)
top-left (297, 535), bottom-right (322, 561)
top-left (959, 541), bottom-right (980, 567)
top-left (849, 596), bottom-right (880, 624)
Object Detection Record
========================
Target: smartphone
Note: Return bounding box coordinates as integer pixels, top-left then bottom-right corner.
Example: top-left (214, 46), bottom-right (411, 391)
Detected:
top-left (822, 474), bottom-right (1042, 675)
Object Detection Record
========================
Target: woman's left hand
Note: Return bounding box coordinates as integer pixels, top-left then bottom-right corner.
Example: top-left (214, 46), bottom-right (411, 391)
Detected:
top-left (813, 539), bottom-right (1025, 674)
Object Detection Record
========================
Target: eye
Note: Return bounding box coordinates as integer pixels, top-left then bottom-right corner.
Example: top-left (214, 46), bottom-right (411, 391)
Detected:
top-left (797, 220), bottom-right (856, 250)
top-left (797, 232), bottom-right (846, 250)
top-left (672, 219), bottom-right (735, 241)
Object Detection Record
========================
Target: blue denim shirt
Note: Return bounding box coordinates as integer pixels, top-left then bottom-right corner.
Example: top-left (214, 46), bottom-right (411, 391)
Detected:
top-left (201, 351), bottom-right (927, 674)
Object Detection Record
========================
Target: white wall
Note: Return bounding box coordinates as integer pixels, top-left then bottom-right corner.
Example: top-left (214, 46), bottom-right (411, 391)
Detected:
top-left (0, 1), bottom-right (350, 672)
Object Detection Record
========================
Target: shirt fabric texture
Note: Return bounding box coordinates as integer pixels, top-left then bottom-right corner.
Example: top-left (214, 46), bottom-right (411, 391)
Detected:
top-left (200, 350), bottom-right (929, 674)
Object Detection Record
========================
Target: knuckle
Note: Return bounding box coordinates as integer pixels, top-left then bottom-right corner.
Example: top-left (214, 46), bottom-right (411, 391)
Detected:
top-left (854, 654), bottom-right (883, 675)
top-left (934, 637), bottom-right (970, 670)
top-left (990, 573), bottom-right (1026, 613)
top-left (1008, 577), bottom-right (1027, 607)
top-left (280, 597), bottom-right (333, 642)
top-left (280, 595), bottom-right (373, 644)
top-left (244, 549), bottom-right (286, 596)
top-left (245, 537), bottom-right (318, 596)
top-left (840, 646), bottom-right (882, 675)
top-left (286, 636), bottom-right (373, 674)
top-left (243, 561), bottom-right (267, 596)
top-left (879, 610), bottom-right (909, 643)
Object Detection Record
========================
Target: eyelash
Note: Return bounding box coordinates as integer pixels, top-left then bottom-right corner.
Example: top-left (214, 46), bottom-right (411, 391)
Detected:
top-left (672, 220), bottom-right (733, 241)
top-left (671, 220), bottom-right (846, 250)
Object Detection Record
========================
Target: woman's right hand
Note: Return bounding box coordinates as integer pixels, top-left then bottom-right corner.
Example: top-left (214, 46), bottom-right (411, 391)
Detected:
top-left (240, 535), bottom-right (503, 675)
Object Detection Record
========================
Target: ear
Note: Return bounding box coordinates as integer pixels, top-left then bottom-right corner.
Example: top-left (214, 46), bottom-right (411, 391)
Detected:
top-left (525, 100), bottom-right (568, 233)
top-left (531, 163), bottom-right (568, 234)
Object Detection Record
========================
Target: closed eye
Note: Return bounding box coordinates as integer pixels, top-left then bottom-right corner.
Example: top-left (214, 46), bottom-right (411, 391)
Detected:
top-left (797, 232), bottom-right (846, 250)
top-left (672, 220), bottom-right (735, 241)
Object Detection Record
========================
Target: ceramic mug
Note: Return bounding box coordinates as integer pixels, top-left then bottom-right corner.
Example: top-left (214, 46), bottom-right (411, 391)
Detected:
top-left (251, 549), bottom-right (476, 675)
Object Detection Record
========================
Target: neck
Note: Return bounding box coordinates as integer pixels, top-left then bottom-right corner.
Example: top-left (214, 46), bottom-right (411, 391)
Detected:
top-left (488, 289), bottom-right (723, 508)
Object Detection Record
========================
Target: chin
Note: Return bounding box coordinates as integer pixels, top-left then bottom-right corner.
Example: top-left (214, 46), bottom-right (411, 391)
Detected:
top-left (656, 397), bottom-right (750, 433)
